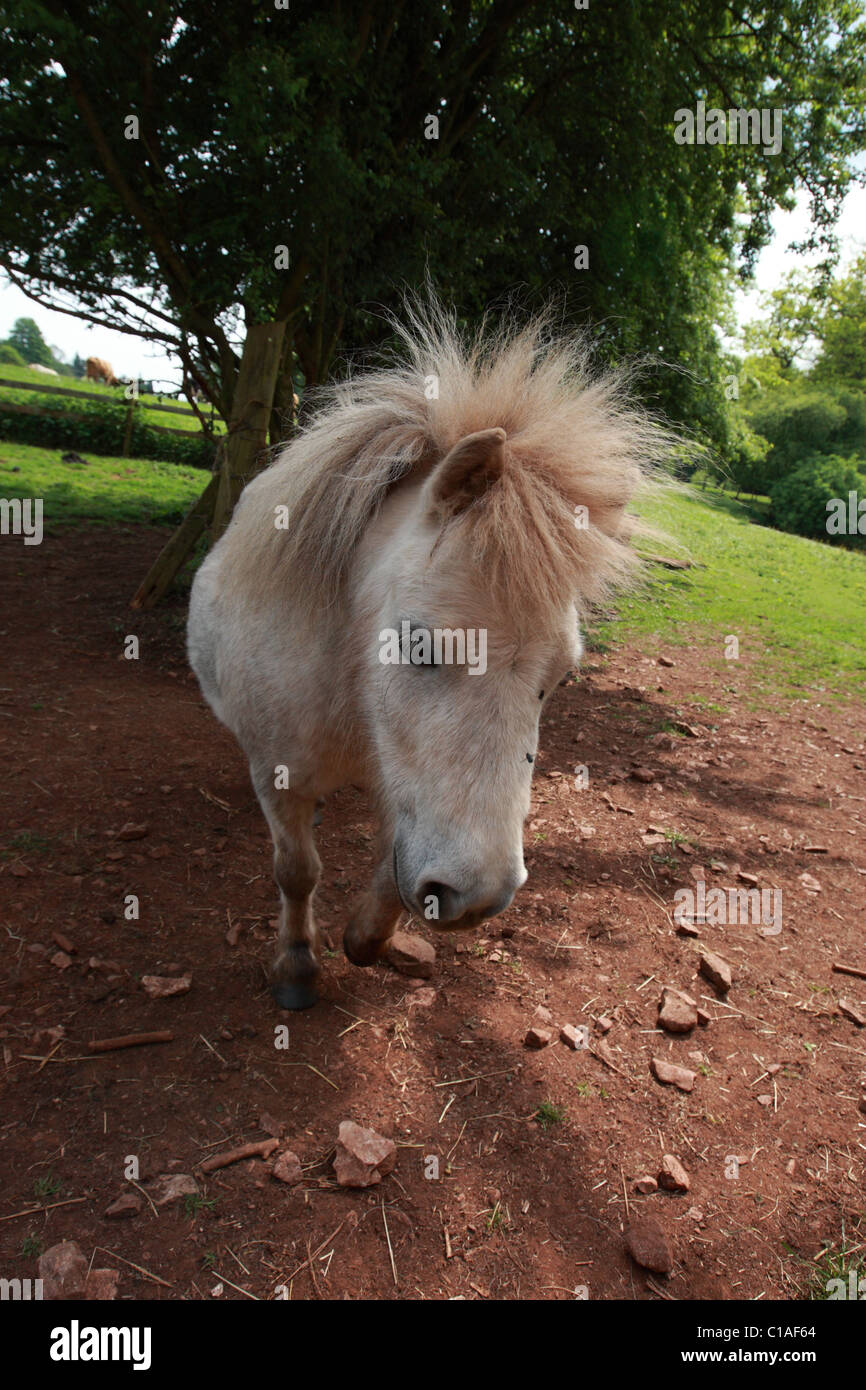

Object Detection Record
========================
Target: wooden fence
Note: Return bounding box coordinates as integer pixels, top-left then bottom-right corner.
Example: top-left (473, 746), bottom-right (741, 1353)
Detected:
top-left (0, 376), bottom-right (216, 454)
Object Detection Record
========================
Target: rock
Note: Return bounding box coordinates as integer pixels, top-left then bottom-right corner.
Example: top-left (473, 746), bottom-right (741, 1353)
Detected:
top-left (799, 872), bottom-right (821, 893)
top-left (115, 822), bottom-right (149, 840)
top-left (149, 1173), bottom-right (199, 1207)
top-left (141, 973), bottom-right (192, 999)
top-left (386, 931), bottom-right (435, 979)
top-left (84, 1268), bottom-right (121, 1300)
top-left (658, 656), bottom-right (675, 668)
top-left (533, 1004), bottom-right (553, 1025)
top-left (651, 1057), bottom-right (695, 1093)
top-left (757, 1094), bottom-right (773, 1107)
top-left (658, 987), bottom-right (698, 1034)
top-left (104, 1193), bottom-right (143, 1219)
top-left (696, 1008), bottom-right (712, 1028)
top-left (858, 1095), bottom-right (866, 1116)
top-left (675, 920), bottom-right (700, 938)
top-left (333, 1120), bottom-right (396, 1189)
top-left (50, 951), bottom-right (72, 971)
top-left (524, 1025), bottom-right (553, 1049)
top-left (52, 931), bottom-right (76, 954)
top-left (259, 1111), bottom-right (285, 1139)
top-left (559, 1023), bottom-right (586, 1050)
top-left (634, 1175), bottom-right (658, 1194)
top-left (33, 1025), bottom-right (65, 1046)
top-left (709, 860), bottom-right (727, 872)
top-left (658, 1155), bottom-right (690, 1192)
top-left (737, 871), bottom-right (759, 886)
top-left (838, 999), bottom-right (865, 1027)
top-left (631, 767), bottom-right (656, 783)
top-left (39, 1241), bottom-right (88, 1299)
top-left (625, 1218), bottom-right (673, 1275)
top-left (699, 950), bottom-right (732, 993)
top-left (407, 986), bottom-right (437, 1008)
top-left (596, 1014), bottom-right (614, 1033)
top-left (272, 1149), bottom-right (303, 1185)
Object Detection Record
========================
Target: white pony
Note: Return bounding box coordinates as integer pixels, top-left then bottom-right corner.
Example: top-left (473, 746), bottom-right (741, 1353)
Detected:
top-left (188, 297), bottom-right (664, 1008)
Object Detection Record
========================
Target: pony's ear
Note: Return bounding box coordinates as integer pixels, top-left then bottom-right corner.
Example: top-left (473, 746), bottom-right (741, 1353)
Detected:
top-left (425, 427), bottom-right (507, 517)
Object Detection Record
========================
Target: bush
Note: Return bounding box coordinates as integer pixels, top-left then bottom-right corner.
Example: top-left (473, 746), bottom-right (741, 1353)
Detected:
top-left (769, 454), bottom-right (866, 547)
top-left (0, 393), bottom-right (214, 469)
top-left (0, 342), bottom-right (27, 366)
top-left (744, 385), bottom-right (866, 492)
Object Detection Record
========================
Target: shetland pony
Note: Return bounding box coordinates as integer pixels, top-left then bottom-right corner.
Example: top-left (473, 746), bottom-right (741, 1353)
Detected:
top-left (188, 297), bottom-right (665, 1008)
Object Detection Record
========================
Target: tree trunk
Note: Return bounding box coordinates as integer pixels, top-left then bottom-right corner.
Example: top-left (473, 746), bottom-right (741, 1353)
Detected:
top-left (269, 331), bottom-right (298, 449)
top-left (212, 320), bottom-right (287, 540)
top-left (129, 470), bottom-right (221, 610)
top-left (128, 320), bottom-right (286, 608)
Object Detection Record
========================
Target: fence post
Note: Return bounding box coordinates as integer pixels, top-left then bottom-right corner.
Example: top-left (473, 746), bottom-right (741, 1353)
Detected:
top-left (122, 402), bottom-right (135, 456)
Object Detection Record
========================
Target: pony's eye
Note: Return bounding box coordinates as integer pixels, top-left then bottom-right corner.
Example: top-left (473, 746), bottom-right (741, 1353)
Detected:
top-left (402, 626), bottom-right (439, 666)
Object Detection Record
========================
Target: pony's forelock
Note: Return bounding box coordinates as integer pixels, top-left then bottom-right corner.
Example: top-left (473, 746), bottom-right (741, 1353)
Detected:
top-left (270, 290), bottom-right (674, 619)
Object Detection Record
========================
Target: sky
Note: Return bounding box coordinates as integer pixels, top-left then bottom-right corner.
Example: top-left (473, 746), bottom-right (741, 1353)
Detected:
top-left (2, 179), bottom-right (864, 387)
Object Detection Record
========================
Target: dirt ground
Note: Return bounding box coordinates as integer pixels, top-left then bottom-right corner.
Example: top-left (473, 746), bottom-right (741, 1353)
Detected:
top-left (1, 527), bottom-right (864, 1302)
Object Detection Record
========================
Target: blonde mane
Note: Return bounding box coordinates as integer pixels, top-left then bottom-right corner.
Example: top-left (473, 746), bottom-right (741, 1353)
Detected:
top-left (266, 293), bottom-right (671, 617)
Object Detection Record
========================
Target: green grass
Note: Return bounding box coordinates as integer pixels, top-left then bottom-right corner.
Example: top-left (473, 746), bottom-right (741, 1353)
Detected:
top-left (605, 484), bottom-right (866, 702)
top-left (535, 1100), bottom-right (566, 1128)
top-left (0, 362), bottom-right (224, 433)
top-left (0, 439), bottom-right (204, 527)
top-left (807, 1234), bottom-right (864, 1300)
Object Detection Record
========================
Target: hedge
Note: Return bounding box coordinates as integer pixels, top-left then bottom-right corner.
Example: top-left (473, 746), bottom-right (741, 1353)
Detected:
top-left (0, 392), bottom-right (215, 469)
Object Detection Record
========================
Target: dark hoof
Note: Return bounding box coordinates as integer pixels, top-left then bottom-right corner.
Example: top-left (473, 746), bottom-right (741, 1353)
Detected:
top-left (272, 980), bottom-right (318, 1011)
top-left (343, 932), bottom-right (383, 968)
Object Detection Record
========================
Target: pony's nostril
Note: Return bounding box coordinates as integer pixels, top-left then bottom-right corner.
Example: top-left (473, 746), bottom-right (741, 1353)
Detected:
top-left (417, 880), bottom-right (457, 922)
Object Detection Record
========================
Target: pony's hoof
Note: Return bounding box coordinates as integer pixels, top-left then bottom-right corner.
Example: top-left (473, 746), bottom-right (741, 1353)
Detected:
top-left (272, 980), bottom-right (318, 1011)
top-left (343, 932), bottom-right (383, 968)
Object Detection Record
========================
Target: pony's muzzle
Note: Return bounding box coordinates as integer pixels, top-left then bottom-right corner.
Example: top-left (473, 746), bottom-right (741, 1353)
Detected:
top-left (410, 866), bottom-right (527, 928)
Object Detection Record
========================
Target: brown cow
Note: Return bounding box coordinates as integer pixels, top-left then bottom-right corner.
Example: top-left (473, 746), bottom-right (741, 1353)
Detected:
top-left (85, 356), bottom-right (119, 386)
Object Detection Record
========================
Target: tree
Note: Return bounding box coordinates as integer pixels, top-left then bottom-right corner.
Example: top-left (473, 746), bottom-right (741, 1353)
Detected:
top-left (1, 1), bottom-right (864, 602)
top-left (7, 316), bottom-right (52, 366)
top-left (742, 270), bottom-right (825, 373)
top-left (813, 251), bottom-right (866, 388)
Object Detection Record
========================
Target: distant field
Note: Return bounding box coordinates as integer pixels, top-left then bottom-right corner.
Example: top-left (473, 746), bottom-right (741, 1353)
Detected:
top-left (612, 484), bottom-right (866, 702)
top-left (0, 362), bottom-right (225, 434)
top-left (0, 439), bottom-right (203, 526)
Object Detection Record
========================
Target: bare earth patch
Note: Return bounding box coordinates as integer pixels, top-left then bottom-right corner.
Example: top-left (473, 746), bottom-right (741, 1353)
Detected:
top-left (1, 529), bottom-right (864, 1300)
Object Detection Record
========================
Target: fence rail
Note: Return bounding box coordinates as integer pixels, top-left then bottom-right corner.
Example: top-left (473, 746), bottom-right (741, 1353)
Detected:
top-left (0, 399), bottom-right (196, 439)
top-left (0, 376), bottom-right (208, 419)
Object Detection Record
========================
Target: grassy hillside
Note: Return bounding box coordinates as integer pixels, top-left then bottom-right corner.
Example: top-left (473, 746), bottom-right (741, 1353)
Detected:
top-left (0, 362), bottom-right (224, 434)
top-left (0, 439), bottom-right (203, 526)
top-left (613, 485), bottom-right (866, 702)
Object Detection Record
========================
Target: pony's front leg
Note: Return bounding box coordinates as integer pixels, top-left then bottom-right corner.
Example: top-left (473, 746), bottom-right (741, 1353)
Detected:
top-left (254, 776), bottom-right (322, 1010)
top-left (343, 849), bottom-right (404, 968)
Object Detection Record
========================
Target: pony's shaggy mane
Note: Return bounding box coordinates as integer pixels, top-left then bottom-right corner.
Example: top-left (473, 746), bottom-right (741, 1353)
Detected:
top-left (270, 292), bottom-right (673, 619)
